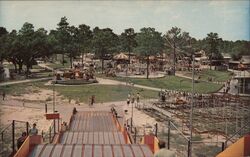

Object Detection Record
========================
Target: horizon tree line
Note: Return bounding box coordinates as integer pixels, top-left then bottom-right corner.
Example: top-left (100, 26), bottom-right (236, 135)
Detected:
top-left (0, 16), bottom-right (249, 78)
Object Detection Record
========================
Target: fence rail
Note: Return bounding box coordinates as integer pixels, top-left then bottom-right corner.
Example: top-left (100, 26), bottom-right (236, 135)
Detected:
top-left (0, 120), bottom-right (30, 157)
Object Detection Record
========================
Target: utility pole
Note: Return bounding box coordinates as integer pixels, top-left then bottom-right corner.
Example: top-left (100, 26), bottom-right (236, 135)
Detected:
top-left (173, 42), bottom-right (176, 75)
top-left (53, 69), bottom-right (55, 113)
top-left (188, 54), bottom-right (195, 157)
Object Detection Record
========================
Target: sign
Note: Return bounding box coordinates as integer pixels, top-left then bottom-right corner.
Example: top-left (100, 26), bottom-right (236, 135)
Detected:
top-left (45, 113), bottom-right (60, 120)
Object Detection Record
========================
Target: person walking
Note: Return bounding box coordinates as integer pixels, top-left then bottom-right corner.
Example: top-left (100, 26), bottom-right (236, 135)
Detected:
top-left (91, 95), bottom-right (95, 106)
top-left (127, 93), bottom-right (131, 106)
top-left (136, 92), bottom-right (140, 107)
top-left (2, 91), bottom-right (6, 101)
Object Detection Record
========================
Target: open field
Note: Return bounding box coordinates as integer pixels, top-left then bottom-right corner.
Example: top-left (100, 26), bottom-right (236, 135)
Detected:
top-left (1, 81), bottom-right (157, 103)
top-left (181, 69), bottom-right (232, 82)
top-left (96, 74), bottom-right (223, 93)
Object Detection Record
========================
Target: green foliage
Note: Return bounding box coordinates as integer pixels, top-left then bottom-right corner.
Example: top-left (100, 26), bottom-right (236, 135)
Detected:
top-left (77, 24), bottom-right (93, 54)
top-left (204, 32), bottom-right (223, 60)
top-left (119, 28), bottom-right (137, 53)
top-left (164, 27), bottom-right (194, 55)
top-left (135, 27), bottom-right (164, 78)
top-left (91, 27), bottom-right (119, 72)
top-left (135, 27), bottom-right (164, 57)
top-left (92, 27), bottom-right (119, 57)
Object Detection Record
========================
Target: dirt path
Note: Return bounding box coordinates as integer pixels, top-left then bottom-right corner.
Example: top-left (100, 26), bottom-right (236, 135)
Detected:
top-left (96, 77), bottom-right (162, 91)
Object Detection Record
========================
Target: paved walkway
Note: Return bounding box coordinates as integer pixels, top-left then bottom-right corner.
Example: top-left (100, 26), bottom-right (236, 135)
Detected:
top-left (0, 77), bottom-right (52, 87)
top-left (38, 63), bottom-right (54, 71)
top-left (96, 77), bottom-right (162, 92)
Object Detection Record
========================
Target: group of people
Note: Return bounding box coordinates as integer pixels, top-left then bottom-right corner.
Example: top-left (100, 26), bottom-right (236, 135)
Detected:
top-left (158, 89), bottom-right (206, 103)
top-left (126, 92), bottom-right (140, 107)
top-left (17, 123), bottom-right (38, 149)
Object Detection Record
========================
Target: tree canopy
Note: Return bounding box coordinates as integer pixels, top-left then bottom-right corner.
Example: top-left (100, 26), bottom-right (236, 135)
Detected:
top-left (135, 27), bottom-right (164, 78)
top-left (0, 16), bottom-right (249, 77)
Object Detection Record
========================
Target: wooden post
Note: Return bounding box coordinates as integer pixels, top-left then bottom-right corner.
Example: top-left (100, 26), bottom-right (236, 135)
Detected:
top-left (49, 127), bottom-right (51, 143)
top-left (26, 122), bottom-right (29, 135)
top-left (155, 123), bottom-right (158, 137)
top-left (167, 121), bottom-right (170, 149)
top-left (12, 120), bottom-right (15, 153)
top-left (187, 140), bottom-right (191, 157)
top-left (221, 142), bottom-right (225, 151)
top-left (134, 127), bottom-right (137, 143)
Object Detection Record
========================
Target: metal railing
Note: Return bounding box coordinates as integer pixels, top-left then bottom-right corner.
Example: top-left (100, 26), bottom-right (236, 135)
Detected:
top-left (0, 120), bottom-right (30, 157)
top-left (41, 118), bottom-right (61, 143)
top-left (222, 122), bottom-right (250, 151)
top-left (165, 120), bottom-right (190, 157)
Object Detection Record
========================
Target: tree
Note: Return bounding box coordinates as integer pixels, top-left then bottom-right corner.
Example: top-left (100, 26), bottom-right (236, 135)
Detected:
top-left (204, 32), bottom-right (222, 69)
top-left (76, 24), bottom-right (93, 67)
top-left (0, 27), bottom-right (8, 62)
top-left (16, 23), bottom-right (51, 76)
top-left (67, 25), bottom-right (79, 68)
top-left (92, 27), bottom-right (119, 73)
top-left (5, 30), bottom-right (25, 73)
top-left (56, 16), bottom-right (71, 65)
top-left (164, 27), bottom-right (192, 75)
top-left (135, 27), bottom-right (164, 79)
top-left (120, 28), bottom-right (137, 64)
top-left (48, 30), bottom-right (60, 62)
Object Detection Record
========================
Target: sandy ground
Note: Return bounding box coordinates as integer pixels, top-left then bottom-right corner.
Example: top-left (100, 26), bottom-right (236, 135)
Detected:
top-left (0, 86), bottom-right (159, 136)
top-left (0, 80), bottom-right (228, 147)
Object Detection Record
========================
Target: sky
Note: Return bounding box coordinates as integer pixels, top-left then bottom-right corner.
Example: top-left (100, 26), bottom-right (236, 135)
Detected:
top-left (0, 0), bottom-right (249, 41)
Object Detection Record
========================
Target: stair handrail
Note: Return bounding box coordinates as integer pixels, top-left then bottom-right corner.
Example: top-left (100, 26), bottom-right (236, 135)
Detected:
top-left (223, 122), bottom-right (250, 150)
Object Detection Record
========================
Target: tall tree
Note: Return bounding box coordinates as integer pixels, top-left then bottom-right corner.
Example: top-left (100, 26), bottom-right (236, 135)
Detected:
top-left (120, 28), bottom-right (137, 64)
top-left (77, 24), bottom-right (93, 67)
top-left (0, 27), bottom-right (8, 62)
top-left (56, 16), bottom-right (70, 65)
top-left (92, 27), bottom-right (119, 73)
top-left (135, 27), bottom-right (164, 79)
top-left (204, 32), bottom-right (222, 69)
top-left (67, 25), bottom-right (79, 68)
top-left (4, 30), bottom-right (23, 73)
top-left (164, 27), bottom-right (192, 75)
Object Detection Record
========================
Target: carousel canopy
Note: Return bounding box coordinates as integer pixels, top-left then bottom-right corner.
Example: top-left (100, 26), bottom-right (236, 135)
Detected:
top-left (113, 53), bottom-right (129, 60)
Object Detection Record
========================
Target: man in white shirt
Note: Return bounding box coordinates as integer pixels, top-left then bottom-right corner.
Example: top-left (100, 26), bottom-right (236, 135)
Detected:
top-left (29, 123), bottom-right (38, 136)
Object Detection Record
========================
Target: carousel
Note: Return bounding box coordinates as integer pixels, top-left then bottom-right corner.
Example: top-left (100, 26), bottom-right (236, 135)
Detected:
top-left (53, 64), bottom-right (98, 85)
top-left (111, 53), bottom-right (165, 79)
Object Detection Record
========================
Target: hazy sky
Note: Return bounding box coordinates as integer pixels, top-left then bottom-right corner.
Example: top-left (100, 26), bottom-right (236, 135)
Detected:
top-left (0, 0), bottom-right (249, 41)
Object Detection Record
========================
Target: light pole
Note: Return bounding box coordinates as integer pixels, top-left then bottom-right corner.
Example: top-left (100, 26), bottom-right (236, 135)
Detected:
top-left (53, 69), bottom-right (56, 113)
top-left (188, 54), bottom-right (195, 157)
top-left (243, 70), bottom-right (245, 94)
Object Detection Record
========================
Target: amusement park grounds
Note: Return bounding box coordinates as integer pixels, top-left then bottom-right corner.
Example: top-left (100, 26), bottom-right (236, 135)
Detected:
top-left (0, 82), bottom-right (226, 157)
top-left (0, 81), bottom-right (241, 157)
top-left (96, 73), bottom-right (224, 94)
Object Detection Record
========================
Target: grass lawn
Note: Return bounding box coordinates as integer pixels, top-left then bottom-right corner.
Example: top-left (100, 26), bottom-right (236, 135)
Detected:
top-left (1, 81), bottom-right (157, 103)
top-left (96, 74), bottom-right (223, 93)
top-left (48, 84), bottom-right (157, 103)
top-left (182, 69), bottom-right (232, 82)
top-left (1, 82), bottom-right (41, 96)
